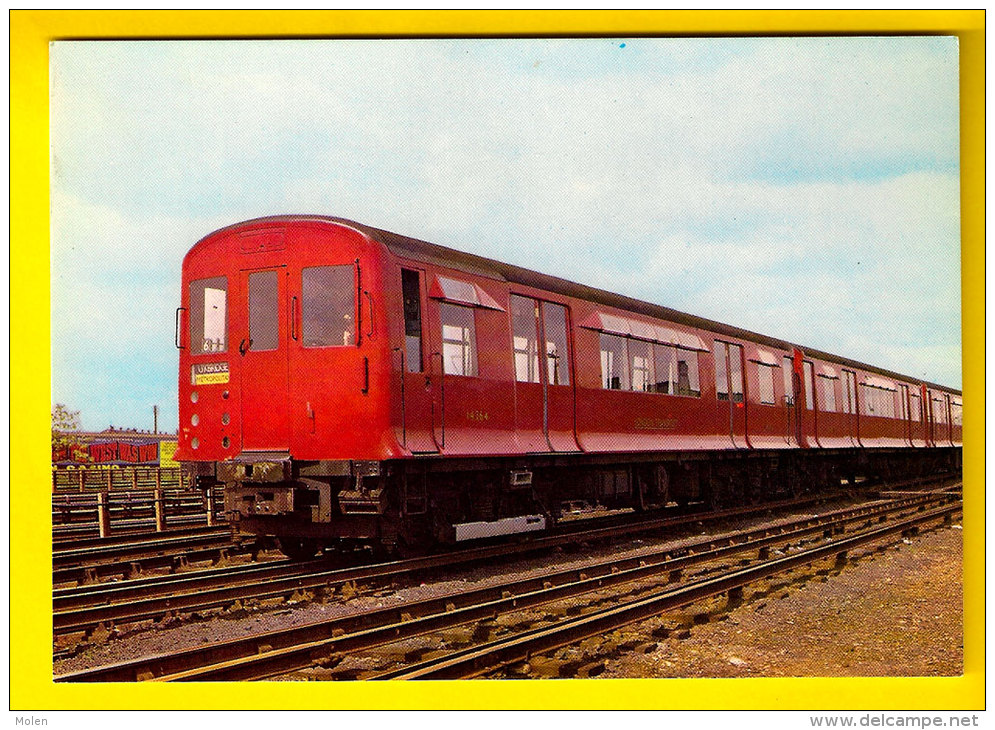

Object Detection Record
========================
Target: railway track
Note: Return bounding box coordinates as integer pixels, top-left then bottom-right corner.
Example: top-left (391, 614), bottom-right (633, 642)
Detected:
top-left (382, 502), bottom-right (960, 680)
top-left (52, 527), bottom-right (258, 586)
top-left (53, 493), bottom-right (830, 638)
top-left (56, 489), bottom-right (959, 681)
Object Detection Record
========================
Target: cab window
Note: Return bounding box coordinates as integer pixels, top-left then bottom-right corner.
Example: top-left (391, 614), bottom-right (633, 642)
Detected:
top-left (190, 276), bottom-right (228, 354)
top-left (302, 265), bottom-right (355, 347)
top-left (402, 269), bottom-right (423, 372)
top-left (248, 271), bottom-right (279, 351)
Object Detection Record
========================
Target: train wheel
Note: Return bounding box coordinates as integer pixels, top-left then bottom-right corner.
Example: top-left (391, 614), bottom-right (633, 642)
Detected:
top-left (277, 537), bottom-right (320, 561)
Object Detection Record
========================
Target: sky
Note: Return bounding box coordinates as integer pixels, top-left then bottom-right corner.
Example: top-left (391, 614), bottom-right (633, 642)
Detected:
top-left (50, 37), bottom-right (961, 434)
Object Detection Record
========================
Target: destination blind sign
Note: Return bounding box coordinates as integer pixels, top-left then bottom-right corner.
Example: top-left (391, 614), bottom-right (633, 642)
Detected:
top-left (192, 361), bottom-right (229, 385)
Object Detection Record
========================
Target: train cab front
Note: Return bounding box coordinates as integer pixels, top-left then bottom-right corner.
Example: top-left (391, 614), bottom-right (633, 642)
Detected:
top-left (175, 217), bottom-right (397, 557)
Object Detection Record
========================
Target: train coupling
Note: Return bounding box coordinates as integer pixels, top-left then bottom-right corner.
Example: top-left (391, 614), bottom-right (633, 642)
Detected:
top-left (337, 460), bottom-right (386, 515)
top-left (338, 488), bottom-right (387, 515)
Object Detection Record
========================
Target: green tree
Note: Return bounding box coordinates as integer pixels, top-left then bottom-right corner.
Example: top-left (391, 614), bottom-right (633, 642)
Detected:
top-left (52, 403), bottom-right (81, 435)
top-left (52, 403), bottom-right (85, 461)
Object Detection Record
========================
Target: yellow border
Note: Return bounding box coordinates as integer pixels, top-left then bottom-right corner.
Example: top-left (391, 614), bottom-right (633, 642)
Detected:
top-left (13, 9), bottom-right (984, 710)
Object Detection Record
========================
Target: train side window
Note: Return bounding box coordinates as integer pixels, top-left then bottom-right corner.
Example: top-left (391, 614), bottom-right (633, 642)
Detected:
top-left (401, 269), bottom-right (423, 372)
top-left (783, 356), bottom-right (795, 405)
top-left (757, 364), bottom-right (776, 405)
top-left (817, 375), bottom-right (836, 412)
top-left (511, 295), bottom-right (540, 383)
top-left (652, 344), bottom-right (674, 394)
top-left (600, 333), bottom-right (628, 390)
top-left (910, 393), bottom-right (922, 422)
top-left (728, 344), bottom-right (744, 403)
top-left (652, 345), bottom-right (701, 397)
top-left (675, 349), bottom-right (701, 397)
top-left (542, 302), bottom-right (571, 386)
top-left (629, 340), bottom-right (653, 392)
top-left (862, 385), bottom-right (895, 418)
top-left (803, 361), bottom-right (815, 410)
top-left (189, 276), bottom-right (228, 354)
top-left (951, 400), bottom-right (962, 426)
top-left (716, 342), bottom-right (743, 402)
top-left (882, 389), bottom-right (896, 418)
top-left (440, 302), bottom-right (478, 376)
top-left (715, 342), bottom-right (729, 400)
top-left (897, 385), bottom-right (909, 422)
top-left (247, 271), bottom-right (279, 351)
top-left (842, 371), bottom-right (857, 414)
top-left (932, 397), bottom-right (947, 424)
top-left (302, 265), bottom-right (356, 347)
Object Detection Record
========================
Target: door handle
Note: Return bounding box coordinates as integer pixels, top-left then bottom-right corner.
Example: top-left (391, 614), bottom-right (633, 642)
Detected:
top-left (174, 307), bottom-right (187, 350)
top-left (239, 338), bottom-right (253, 356)
top-left (431, 352), bottom-right (445, 447)
top-left (364, 290), bottom-right (374, 337)
top-left (291, 297), bottom-right (299, 341)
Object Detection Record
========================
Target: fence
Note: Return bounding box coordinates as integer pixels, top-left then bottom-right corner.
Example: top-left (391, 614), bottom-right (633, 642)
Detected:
top-left (52, 465), bottom-right (224, 537)
top-left (52, 465), bottom-right (188, 493)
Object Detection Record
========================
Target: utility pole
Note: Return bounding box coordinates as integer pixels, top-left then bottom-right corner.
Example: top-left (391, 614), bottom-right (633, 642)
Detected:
top-left (153, 405), bottom-right (158, 435)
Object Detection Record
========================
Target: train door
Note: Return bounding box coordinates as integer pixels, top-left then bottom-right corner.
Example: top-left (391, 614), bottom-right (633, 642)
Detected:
top-left (945, 394), bottom-right (954, 445)
top-left (237, 267), bottom-right (290, 451)
top-left (909, 388), bottom-right (923, 445)
top-left (922, 384), bottom-right (933, 447)
top-left (510, 295), bottom-right (578, 452)
top-left (800, 360), bottom-right (819, 448)
top-left (933, 392), bottom-right (952, 446)
top-left (841, 370), bottom-right (859, 447)
top-left (714, 341), bottom-right (747, 448)
top-left (510, 295), bottom-right (547, 451)
top-left (397, 269), bottom-right (439, 453)
top-left (898, 384), bottom-right (911, 446)
top-left (540, 301), bottom-right (580, 451)
top-left (782, 355), bottom-right (797, 446)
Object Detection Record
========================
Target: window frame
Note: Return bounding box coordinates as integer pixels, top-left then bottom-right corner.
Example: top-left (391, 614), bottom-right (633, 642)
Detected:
top-left (511, 294), bottom-right (541, 384)
top-left (816, 373), bottom-right (838, 413)
top-left (439, 301), bottom-right (479, 378)
top-left (189, 276), bottom-right (229, 355)
top-left (301, 264), bottom-right (358, 349)
top-left (756, 363), bottom-right (777, 406)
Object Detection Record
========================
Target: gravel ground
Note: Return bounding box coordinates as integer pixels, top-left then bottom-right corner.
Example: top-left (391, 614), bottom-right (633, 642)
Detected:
top-left (602, 521), bottom-right (963, 677)
top-left (54, 499), bottom-right (960, 679)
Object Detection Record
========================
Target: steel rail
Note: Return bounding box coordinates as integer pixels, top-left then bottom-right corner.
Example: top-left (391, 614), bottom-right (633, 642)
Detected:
top-left (52, 525), bottom-right (232, 551)
top-left (51, 487), bottom-right (953, 636)
top-left (379, 502), bottom-right (961, 680)
top-left (51, 494), bottom-right (825, 632)
top-left (56, 492), bottom-right (954, 682)
top-left (53, 540), bottom-right (261, 587)
top-left (54, 531), bottom-right (238, 567)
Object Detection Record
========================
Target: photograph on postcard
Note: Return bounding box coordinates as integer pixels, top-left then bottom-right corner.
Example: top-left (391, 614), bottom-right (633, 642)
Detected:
top-left (49, 37), bottom-right (963, 683)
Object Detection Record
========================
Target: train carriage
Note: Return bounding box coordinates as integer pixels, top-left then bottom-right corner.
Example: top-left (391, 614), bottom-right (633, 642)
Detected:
top-left (175, 216), bottom-right (962, 558)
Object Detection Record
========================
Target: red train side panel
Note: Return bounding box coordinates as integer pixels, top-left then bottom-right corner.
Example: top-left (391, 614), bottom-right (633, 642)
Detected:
top-left (176, 216), bottom-right (962, 554)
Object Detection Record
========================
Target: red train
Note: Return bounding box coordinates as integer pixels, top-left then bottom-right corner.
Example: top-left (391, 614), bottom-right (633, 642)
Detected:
top-left (175, 216), bottom-right (962, 558)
